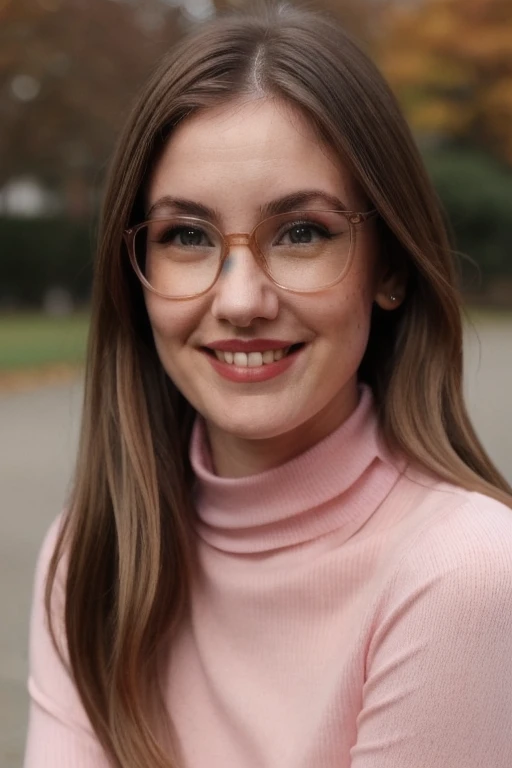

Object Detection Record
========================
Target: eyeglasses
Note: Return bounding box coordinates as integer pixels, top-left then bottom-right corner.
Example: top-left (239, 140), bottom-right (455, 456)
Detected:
top-left (123, 209), bottom-right (377, 299)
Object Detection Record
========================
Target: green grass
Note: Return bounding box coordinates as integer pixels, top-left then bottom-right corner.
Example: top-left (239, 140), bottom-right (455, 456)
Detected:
top-left (465, 305), bottom-right (512, 324)
top-left (0, 305), bottom-right (508, 373)
top-left (0, 312), bottom-right (90, 370)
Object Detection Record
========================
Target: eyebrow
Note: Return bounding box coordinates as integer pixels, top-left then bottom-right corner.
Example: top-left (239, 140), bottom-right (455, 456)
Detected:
top-left (145, 190), bottom-right (349, 222)
top-left (260, 190), bottom-right (349, 217)
top-left (146, 196), bottom-right (217, 220)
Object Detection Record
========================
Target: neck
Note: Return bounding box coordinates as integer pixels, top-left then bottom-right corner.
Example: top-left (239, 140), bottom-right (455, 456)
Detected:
top-left (205, 382), bottom-right (359, 478)
top-left (190, 384), bottom-right (405, 554)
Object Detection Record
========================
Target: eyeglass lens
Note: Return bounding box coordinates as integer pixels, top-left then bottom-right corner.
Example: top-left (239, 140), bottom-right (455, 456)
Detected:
top-left (133, 211), bottom-right (353, 297)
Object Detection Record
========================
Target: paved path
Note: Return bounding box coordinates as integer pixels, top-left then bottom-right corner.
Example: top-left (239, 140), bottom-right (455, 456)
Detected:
top-left (1, 318), bottom-right (510, 767)
top-left (463, 316), bottom-right (511, 481)
top-left (0, 382), bottom-right (82, 768)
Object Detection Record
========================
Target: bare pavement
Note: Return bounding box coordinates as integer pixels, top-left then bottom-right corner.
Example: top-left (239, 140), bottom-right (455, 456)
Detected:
top-left (1, 317), bottom-right (511, 767)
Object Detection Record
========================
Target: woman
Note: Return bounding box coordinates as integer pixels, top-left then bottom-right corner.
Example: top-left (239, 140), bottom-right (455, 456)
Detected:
top-left (24, 3), bottom-right (512, 767)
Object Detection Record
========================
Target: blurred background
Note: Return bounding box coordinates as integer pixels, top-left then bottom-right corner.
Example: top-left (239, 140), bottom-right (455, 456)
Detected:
top-left (0, 1), bottom-right (511, 765)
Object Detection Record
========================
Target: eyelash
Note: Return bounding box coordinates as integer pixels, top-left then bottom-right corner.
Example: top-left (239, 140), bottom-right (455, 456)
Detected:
top-left (275, 220), bottom-right (332, 239)
top-left (157, 226), bottom-right (212, 245)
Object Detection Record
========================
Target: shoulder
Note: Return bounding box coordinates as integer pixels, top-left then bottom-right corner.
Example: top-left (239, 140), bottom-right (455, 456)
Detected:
top-left (37, 512), bottom-right (66, 567)
top-left (361, 482), bottom-right (512, 767)
top-left (404, 477), bottom-right (512, 561)
top-left (33, 512), bottom-right (68, 605)
top-left (28, 512), bottom-right (99, 737)
top-left (386, 464), bottom-right (512, 554)
top-left (30, 511), bottom-right (69, 659)
top-left (381, 479), bottom-right (512, 619)
top-left (29, 510), bottom-right (73, 690)
top-left (366, 483), bottom-right (512, 677)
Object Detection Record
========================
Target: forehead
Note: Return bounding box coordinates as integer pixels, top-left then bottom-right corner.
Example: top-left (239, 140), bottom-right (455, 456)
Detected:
top-left (148, 98), bottom-right (359, 219)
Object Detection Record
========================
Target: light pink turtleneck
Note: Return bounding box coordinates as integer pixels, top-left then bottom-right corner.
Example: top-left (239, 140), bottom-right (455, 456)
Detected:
top-left (25, 387), bottom-right (512, 767)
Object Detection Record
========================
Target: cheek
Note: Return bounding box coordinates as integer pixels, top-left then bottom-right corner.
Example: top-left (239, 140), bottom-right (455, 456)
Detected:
top-left (314, 269), bottom-right (375, 343)
top-left (144, 293), bottom-right (202, 361)
top-left (340, 251), bottom-right (378, 336)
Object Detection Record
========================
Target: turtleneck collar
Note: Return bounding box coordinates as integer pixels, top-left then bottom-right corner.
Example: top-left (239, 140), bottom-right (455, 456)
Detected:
top-left (189, 385), bottom-right (405, 554)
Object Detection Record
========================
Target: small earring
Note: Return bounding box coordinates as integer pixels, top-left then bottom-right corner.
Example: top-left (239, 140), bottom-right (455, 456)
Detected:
top-left (389, 294), bottom-right (397, 302)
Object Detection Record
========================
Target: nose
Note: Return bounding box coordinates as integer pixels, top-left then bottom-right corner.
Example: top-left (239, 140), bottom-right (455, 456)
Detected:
top-left (210, 245), bottom-right (279, 327)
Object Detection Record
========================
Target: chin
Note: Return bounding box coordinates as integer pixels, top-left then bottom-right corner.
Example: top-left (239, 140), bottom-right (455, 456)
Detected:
top-left (204, 400), bottom-right (309, 441)
top-left (213, 416), bottom-right (288, 441)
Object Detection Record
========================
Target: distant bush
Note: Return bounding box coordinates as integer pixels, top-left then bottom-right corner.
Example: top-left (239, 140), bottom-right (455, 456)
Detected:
top-left (2, 149), bottom-right (512, 307)
top-left (423, 147), bottom-right (512, 287)
top-left (0, 217), bottom-right (94, 308)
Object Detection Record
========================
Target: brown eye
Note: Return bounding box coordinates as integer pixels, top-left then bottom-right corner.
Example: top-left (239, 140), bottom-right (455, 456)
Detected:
top-left (289, 225), bottom-right (314, 244)
top-left (277, 222), bottom-right (331, 246)
top-left (159, 226), bottom-right (212, 247)
top-left (179, 228), bottom-right (207, 246)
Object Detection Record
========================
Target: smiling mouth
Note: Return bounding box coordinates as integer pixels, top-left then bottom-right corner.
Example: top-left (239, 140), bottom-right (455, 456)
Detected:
top-left (202, 343), bottom-right (305, 367)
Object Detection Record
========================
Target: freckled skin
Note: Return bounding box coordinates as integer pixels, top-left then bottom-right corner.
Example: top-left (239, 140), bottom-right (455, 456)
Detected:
top-left (144, 98), bottom-right (395, 477)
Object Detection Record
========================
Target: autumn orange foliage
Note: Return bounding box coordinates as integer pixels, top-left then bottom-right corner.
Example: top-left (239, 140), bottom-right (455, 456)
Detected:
top-left (378, 0), bottom-right (512, 164)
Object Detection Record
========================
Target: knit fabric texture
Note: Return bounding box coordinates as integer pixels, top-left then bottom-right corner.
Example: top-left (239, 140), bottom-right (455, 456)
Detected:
top-left (24, 387), bottom-right (512, 767)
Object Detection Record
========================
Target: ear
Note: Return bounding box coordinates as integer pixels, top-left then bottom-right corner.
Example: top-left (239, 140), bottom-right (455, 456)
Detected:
top-left (373, 265), bottom-right (407, 311)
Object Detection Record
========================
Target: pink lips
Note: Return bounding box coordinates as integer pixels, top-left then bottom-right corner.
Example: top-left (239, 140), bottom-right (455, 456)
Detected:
top-left (201, 341), bottom-right (305, 383)
top-left (203, 339), bottom-right (294, 353)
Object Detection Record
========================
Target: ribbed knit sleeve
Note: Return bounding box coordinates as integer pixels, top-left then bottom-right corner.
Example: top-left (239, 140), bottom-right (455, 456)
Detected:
top-left (351, 497), bottom-right (512, 768)
top-left (24, 517), bottom-right (110, 768)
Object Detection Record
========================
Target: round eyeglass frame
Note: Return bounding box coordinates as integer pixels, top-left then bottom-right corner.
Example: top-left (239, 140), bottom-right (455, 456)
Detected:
top-left (123, 208), bottom-right (378, 300)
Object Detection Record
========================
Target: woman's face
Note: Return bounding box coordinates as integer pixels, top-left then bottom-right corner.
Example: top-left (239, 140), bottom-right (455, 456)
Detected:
top-left (144, 98), bottom-right (399, 475)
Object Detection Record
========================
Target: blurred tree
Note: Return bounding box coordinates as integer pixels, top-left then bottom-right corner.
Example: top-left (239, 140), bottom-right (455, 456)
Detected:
top-left (0, 0), bottom-right (181, 216)
top-left (213, 0), bottom-right (383, 43)
top-left (424, 146), bottom-right (512, 284)
top-left (379, 0), bottom-right (512, 164)
top-left (0, 0), bottom-right (385, 218)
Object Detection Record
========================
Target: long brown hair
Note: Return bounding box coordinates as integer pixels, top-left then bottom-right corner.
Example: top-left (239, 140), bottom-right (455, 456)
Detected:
top-left (46, 3), bottom-right (512, 766)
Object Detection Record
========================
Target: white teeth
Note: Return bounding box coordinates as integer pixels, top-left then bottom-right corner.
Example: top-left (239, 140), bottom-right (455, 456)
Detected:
top-left (213, 347), bottom-right (293, 366)
top-left (233, 352), bottom-right (247, 367)
top-left (248, 352), bottom-right (263, 367)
